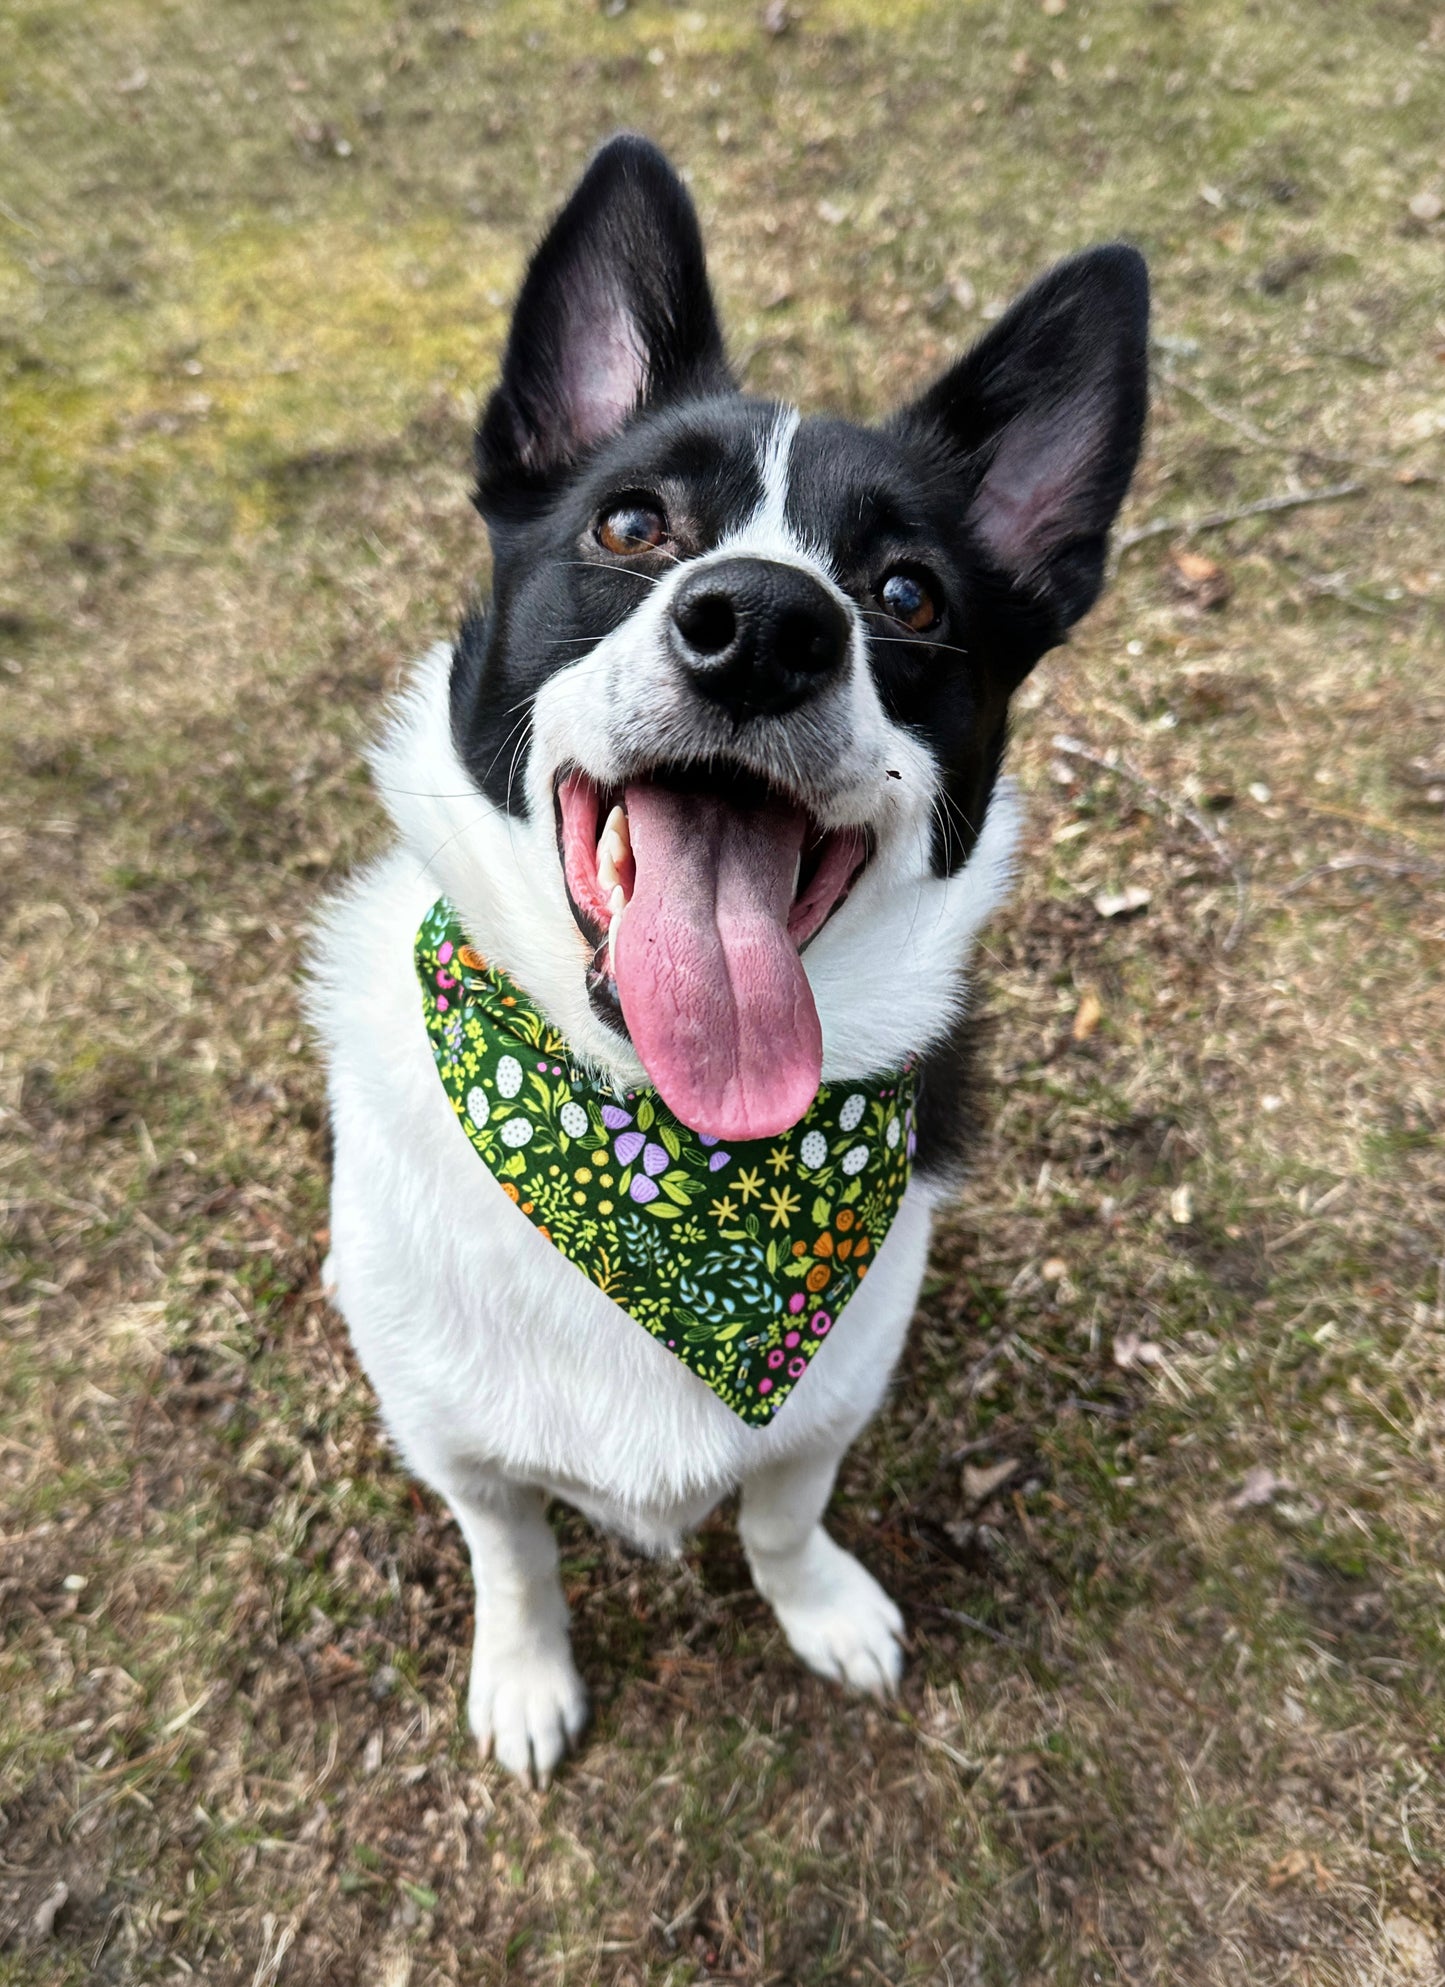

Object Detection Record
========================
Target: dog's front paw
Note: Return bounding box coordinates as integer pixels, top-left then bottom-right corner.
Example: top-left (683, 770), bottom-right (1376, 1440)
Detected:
top-left (764, 1532), bottom-right (905, 1698)
top-left (468, 1643), bottom-right (588, 1784)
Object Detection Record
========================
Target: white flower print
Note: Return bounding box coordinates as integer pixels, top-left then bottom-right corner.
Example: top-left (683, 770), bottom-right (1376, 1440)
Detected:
top-left (842, 1143), bottom-right (870, 1175)
top-left (500, 1115), bottom-right (533, 1147)
top-left (839, 1092), bottom-right (866, 1132)
top-left (496, 1054), bottom-right (523, 1098)
top-left (560, 1100), bottom-right (588, 1138)
top-left (466, 1086), bottom-right (489, 1130)
top-left (886, 1114), bottom-right (901, 1150)
top-left (800, 1130), bottom-right (827, 1170)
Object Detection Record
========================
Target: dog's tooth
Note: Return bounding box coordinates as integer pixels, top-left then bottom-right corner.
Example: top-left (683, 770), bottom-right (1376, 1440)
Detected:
top-left (597, 842), bottom-right (619, 892)
top-left (609, 884), bottom-right (626, 917)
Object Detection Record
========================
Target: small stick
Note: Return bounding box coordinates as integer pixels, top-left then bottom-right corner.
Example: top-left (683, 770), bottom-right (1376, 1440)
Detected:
top-left (1115, 480), bottom-right (1367, 554)
top-left (1051, 733), bottom-right (1252, 950)
top-left (1280, 851), bottom-right (1445, 898)
top-left (1159, 367), bottom-right (1392, 472)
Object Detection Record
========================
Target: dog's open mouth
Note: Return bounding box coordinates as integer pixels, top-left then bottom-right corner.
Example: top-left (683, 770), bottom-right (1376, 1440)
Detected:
top-left (555, 765), bottom-right (869, 1142)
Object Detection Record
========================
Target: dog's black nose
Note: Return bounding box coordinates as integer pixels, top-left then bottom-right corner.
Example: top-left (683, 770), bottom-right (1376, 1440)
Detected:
top-left (669, 557), bottom-right (851, 719)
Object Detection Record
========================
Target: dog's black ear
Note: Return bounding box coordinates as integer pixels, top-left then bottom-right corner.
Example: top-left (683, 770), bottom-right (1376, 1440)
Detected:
top-left (891, 244), bottom-right (1148, 630)
top-left (475, 134), bottom-right (731, 520)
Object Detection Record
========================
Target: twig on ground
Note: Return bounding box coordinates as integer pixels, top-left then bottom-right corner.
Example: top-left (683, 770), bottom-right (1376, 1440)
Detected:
top-left (1114, 480), bottom-right (1367, 554)
top-left (1279, 851), bottom-right (1445, 898)
top-left (1158, 366), bottom-right (1394, 472)
top-left (931, 1605), bottom-right (1029, 1652)
top-left (1051, 733), bottom-right (1252, 951)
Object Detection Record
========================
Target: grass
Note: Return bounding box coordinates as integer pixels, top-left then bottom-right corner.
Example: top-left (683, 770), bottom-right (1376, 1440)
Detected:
top-left (1, 0), bottom-right (1443, 1980)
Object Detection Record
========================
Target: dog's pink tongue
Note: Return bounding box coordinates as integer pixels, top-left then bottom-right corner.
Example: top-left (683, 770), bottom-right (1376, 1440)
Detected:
top-left (614, 784), bottom-right (821, 1140)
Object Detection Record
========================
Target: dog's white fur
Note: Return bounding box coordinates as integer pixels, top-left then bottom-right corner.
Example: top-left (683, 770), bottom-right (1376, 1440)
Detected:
top-left (312, 421), bottom-right (1021, 1781)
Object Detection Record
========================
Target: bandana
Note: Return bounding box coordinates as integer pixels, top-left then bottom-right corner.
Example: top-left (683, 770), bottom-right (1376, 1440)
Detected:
top-left (415, 897), bottom-right (917, 1427)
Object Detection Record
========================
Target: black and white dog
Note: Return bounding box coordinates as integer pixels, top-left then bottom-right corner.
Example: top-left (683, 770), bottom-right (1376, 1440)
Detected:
top-left (314, 136), bottom-right (1146, 1781)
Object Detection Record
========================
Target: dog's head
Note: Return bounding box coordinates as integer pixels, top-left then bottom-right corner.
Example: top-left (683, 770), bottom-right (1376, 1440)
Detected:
top-left (393, 136), bottom-right (1147, 1142)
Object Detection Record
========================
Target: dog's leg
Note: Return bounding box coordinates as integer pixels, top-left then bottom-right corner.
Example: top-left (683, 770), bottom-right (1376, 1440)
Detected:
top-left (739, 1449), bottom-right (904, 1697)
top-left (440, 1473), bottom-right (587, 1783)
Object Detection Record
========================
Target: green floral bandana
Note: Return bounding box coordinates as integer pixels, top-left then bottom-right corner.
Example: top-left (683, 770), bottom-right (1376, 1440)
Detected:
top-left (415, 898), bottom-right (917, 1428)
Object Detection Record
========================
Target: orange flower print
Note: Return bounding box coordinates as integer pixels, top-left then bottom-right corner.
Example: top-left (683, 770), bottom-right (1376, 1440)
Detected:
top-left (814, 1232), bottom-right (834, 1257)
top-left (806, 1263), bottom-right (831, 1293)
top-left (836, 1208), bottom-right (855, 1231)
top-left (500, 1182), bottom-right (520, 1203)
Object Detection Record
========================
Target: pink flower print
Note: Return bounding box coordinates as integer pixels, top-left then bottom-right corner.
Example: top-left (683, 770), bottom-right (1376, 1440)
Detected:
top-left (436, 969), bottom-right (456, 989)
top-left (708, 1151), bottom-right (731, 1171)
top-left (601, 1104), bottom-right (633, 1131)
top-left (642, 1142), bottom-right (669, 1177)
top-left (788, 1357), bottom-right (805, 1378)
top-left (810, 1310), bottom-right (832, 1336)
top-left (436, 995), bottom-right (448, 1011)
top-left (629, 1174), bottom-right (659, 1204)
top-left (788, 1292), bottom-right (806, 1313)
top-left (437, 941), bottom-right (454, 964)
top-left (758, 1377), bottom-right (773, 1394)
top-left (784, 1331), bottom-right (800, 1347)
top-left (614, 1130), bottom-right (645, 1167)
top-left (767, 1349), bottom-right (785, 1369)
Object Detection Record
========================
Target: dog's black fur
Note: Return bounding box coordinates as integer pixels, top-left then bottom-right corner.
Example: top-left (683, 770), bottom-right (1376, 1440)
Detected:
top-left (452, 135), bottom-right (1147, 880)
top-left (445, 136), bottom-right (1147, 1184)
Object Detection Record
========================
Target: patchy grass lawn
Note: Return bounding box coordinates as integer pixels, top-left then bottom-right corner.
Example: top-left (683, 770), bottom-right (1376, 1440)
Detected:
top-left (2, 1), bottom-right (1443, 1981)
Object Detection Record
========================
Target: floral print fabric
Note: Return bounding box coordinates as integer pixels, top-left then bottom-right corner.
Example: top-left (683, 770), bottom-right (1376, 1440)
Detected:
top-left (416, 898), bottom-right (917, 1428)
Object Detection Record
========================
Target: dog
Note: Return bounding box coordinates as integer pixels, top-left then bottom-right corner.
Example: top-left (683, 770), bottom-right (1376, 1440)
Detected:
top-left (312, 134), bottom-right (1147, 1782)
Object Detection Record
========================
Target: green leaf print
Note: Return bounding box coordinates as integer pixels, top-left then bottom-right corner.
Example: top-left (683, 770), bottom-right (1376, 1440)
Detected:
top-left (415, 894), bottom-right (917, 1429)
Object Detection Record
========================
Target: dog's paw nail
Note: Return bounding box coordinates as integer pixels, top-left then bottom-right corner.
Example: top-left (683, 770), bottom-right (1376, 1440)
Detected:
top-left (468, 1648), bottom-right (589, 1782)
top-left (766, 1540), bottom-right (905, 1698)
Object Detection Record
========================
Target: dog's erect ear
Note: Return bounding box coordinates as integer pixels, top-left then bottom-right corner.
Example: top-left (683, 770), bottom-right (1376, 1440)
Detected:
top-left (474, 134), bottom-right (731, 519)
top-left (891, 244), bottom-right (1148, 630)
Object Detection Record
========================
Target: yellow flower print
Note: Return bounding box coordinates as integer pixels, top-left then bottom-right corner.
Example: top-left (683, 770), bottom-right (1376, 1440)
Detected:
top-left (709, 1194), bottom-right (739, 1225)
top-left (766, 1142), bottom-right (792, 1175)
top-left (765, 1184), bottom-right (801, 1229)
top-left (735, 1167), bottom-right (764, 1204)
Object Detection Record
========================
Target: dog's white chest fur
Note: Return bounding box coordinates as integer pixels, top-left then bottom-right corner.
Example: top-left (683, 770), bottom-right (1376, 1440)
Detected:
top-left (313, 650), bottom-right (1012, 1545)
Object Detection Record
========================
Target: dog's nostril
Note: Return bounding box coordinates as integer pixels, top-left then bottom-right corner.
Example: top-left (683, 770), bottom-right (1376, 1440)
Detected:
top-left (674, 590), bottom-right (737, 657)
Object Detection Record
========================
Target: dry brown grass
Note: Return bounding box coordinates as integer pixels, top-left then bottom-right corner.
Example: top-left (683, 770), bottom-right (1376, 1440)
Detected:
top-left (2, 1), bottom-right (1443, 1981)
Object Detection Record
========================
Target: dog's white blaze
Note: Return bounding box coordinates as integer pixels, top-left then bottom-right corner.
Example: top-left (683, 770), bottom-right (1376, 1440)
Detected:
top-left (753, 405), bottom-right (800, 545)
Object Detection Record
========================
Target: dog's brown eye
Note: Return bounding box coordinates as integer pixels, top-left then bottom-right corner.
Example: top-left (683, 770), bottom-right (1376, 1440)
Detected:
top-left (880, 568), bottom-right (941, 633)
top-left (597, 503), bottom-right (668, 556)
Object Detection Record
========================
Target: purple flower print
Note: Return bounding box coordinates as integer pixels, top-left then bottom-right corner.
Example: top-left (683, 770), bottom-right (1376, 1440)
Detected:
top-left (614, 1130), bottom-right (645, 1166)
top-left (708, 1151), bottom-right (731, 1172)
top-left (629, 1174), bottom-right (659, 1204)
top-left (642, 1142), bottom-right (669, 1177)
top-left (601, 1104), bottom-right (633, 1131)
top-left (698, 1134), bottom-right (718, 1148)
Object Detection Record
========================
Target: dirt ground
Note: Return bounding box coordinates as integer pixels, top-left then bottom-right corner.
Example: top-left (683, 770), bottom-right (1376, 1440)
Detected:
top-left (2, 1), bottom-right (1443, 1982)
